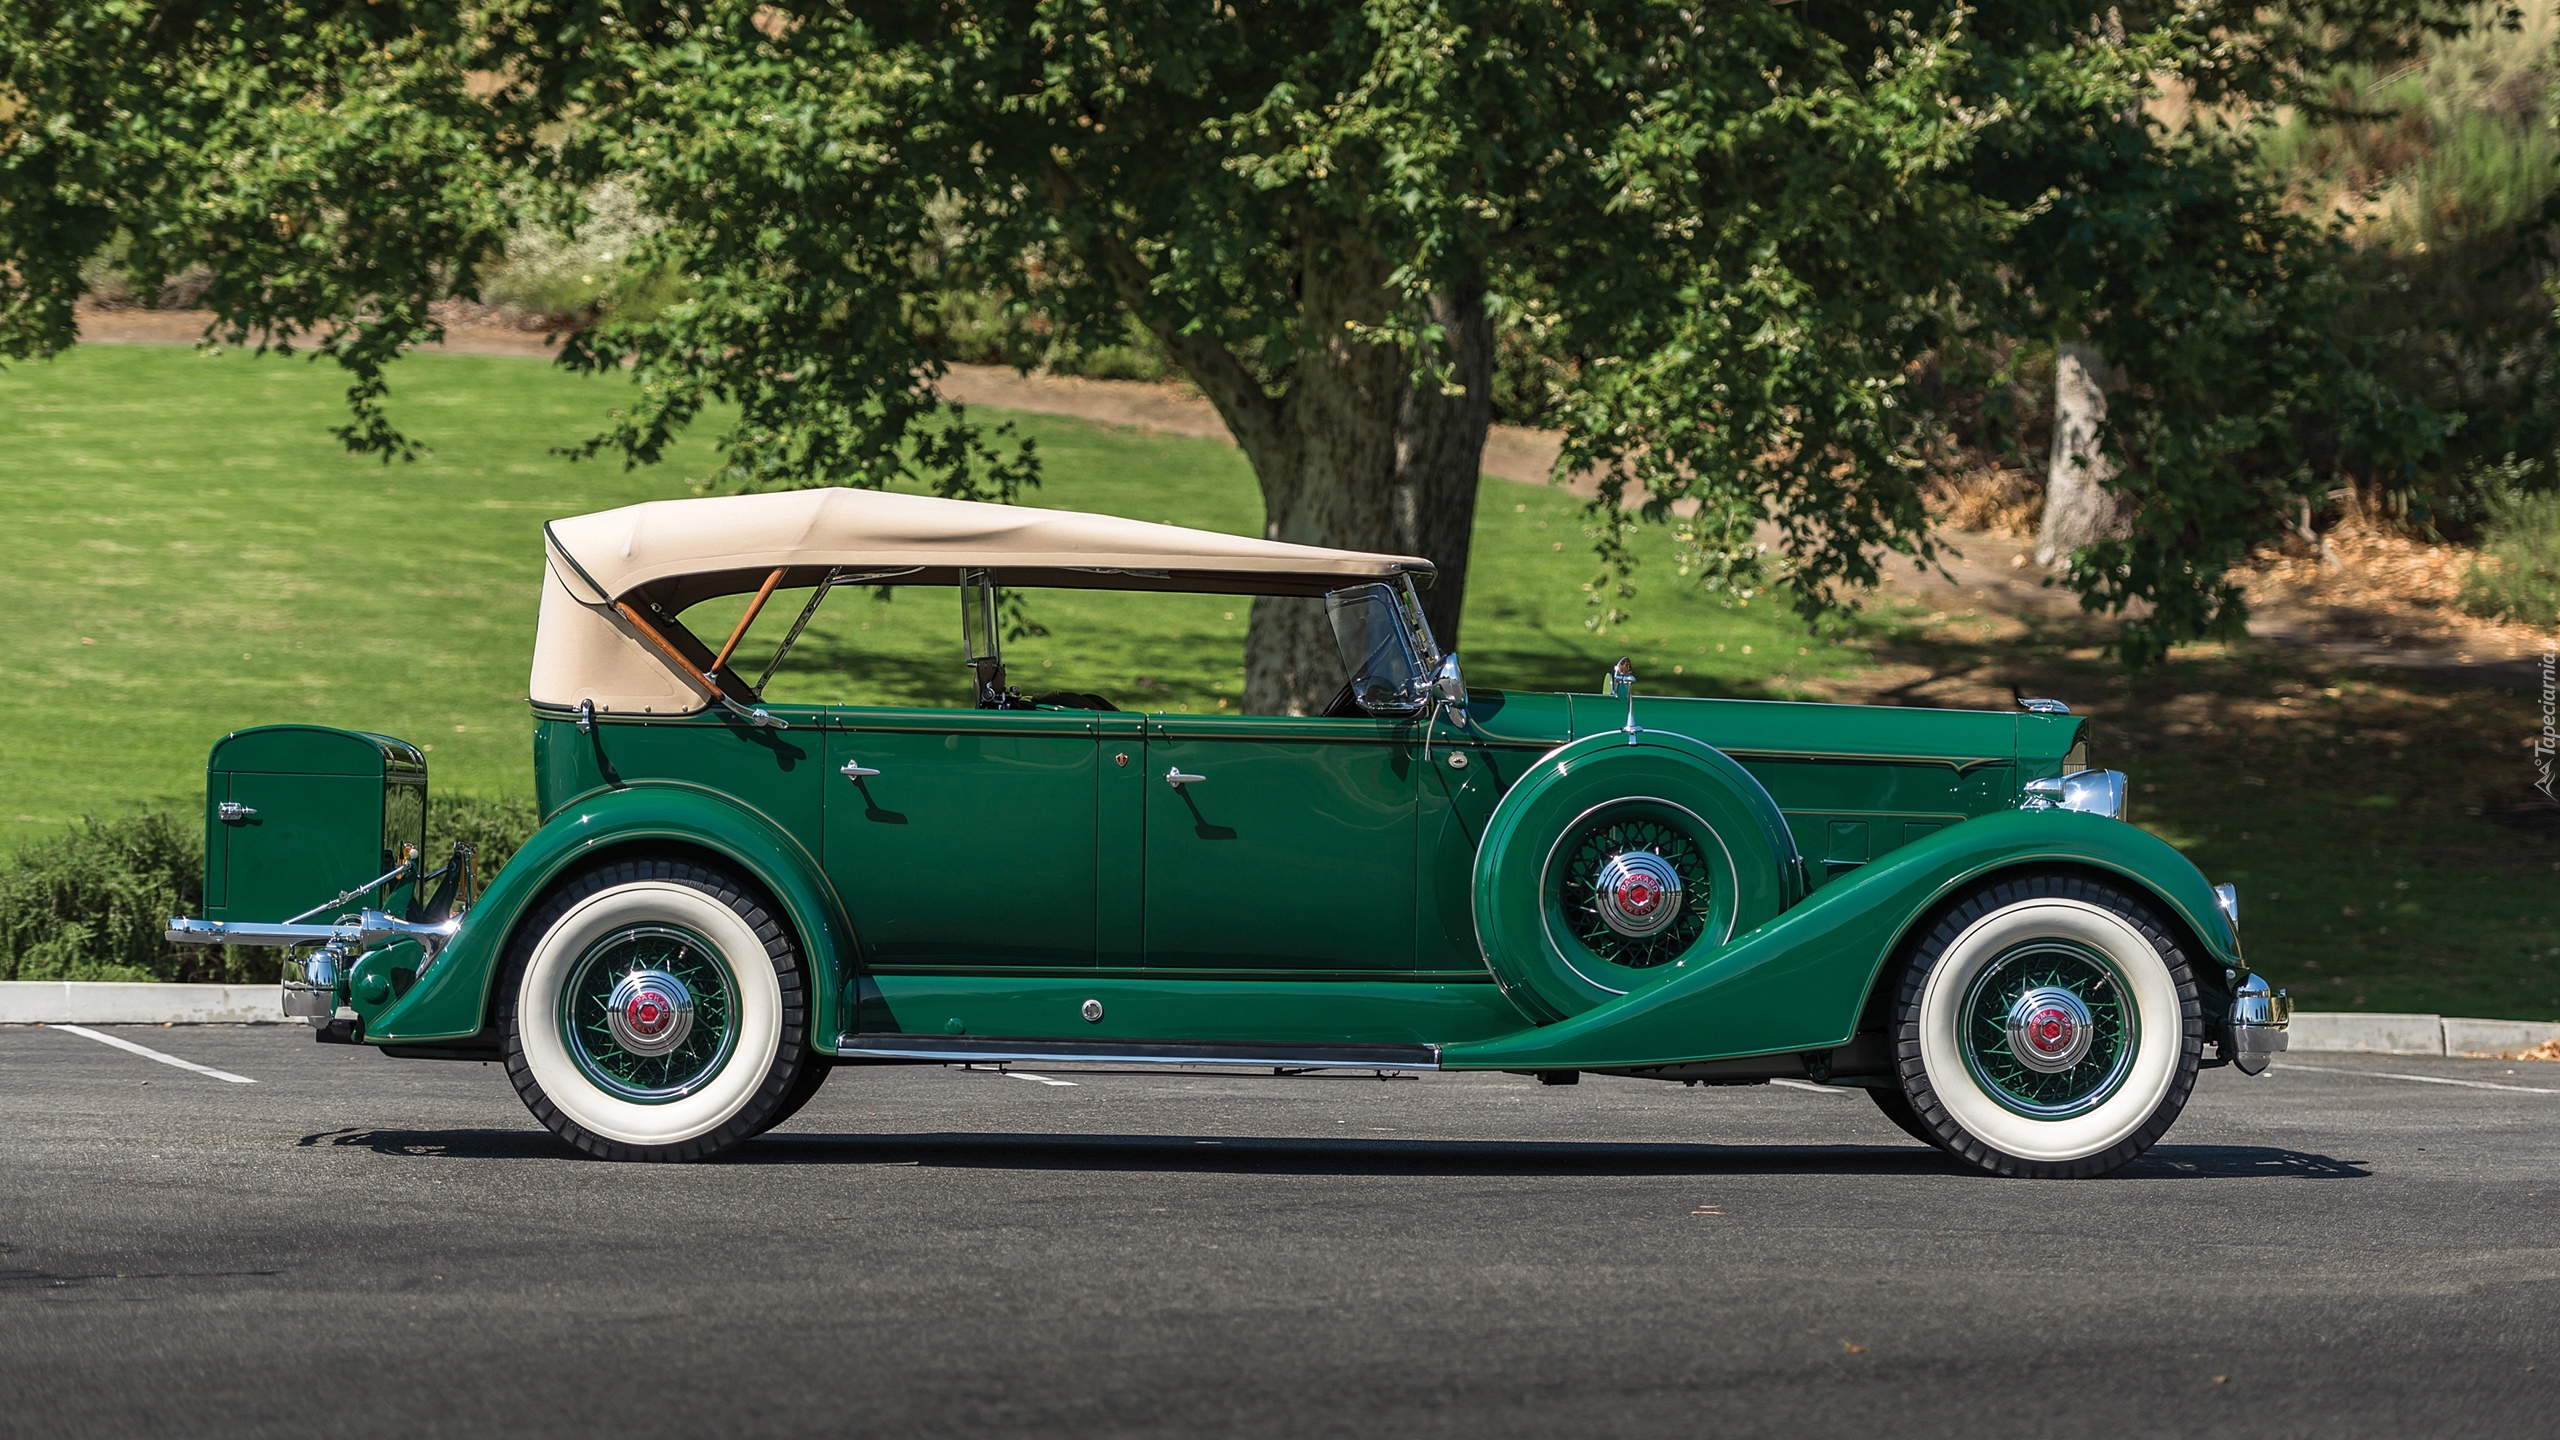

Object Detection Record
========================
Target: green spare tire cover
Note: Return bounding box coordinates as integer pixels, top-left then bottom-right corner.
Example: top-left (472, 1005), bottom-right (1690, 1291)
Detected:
top-left (1472, 730), bottom-right (1803, 1023)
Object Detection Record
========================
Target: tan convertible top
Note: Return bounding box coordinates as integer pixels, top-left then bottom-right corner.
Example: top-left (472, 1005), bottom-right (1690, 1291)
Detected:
top-left (530, 488), bottom-right (1430, 713)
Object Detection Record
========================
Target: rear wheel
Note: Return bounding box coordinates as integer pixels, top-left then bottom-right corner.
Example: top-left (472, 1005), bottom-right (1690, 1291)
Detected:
top-left (752, 1054), bottom-right (834, 1137)
top-left (1889, 871), bottom-right (2201, 1179)
top-left (500, 857), bottom-right (810, 1161)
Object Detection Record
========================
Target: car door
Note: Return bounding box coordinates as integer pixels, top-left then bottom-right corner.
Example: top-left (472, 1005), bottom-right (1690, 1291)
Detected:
top-left (1141, 713), bottom-right (1418, 973)
top-left (823, 707), bottom-right (1100, 966)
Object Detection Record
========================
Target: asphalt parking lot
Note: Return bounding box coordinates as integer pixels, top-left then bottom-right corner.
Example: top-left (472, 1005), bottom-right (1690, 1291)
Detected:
top-left (3, 1023), bottom-right (2554, 1439)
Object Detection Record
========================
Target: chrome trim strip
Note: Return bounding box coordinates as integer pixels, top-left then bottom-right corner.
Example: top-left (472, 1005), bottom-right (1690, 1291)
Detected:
top-left (835, 1038), bottom-right (1442, 1071)
top-left (1714, 749), bottom-right (2016, 775)
top-left (168, 909), bottom-right (463, 958)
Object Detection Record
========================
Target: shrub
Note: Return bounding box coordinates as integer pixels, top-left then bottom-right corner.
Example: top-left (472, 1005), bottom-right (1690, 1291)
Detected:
top-left (2260, 4), bottom-right (2560, 521)
top-left (1047, 328), bottom-right (1170, 383)
top-left (0, 794), bottom-right (543, 983)
top-left (428, 793), bottom-right (540, 882)
top-left (2460, 480), bottom-right (2560, 627)
top-left (0, 811), bottom-right (239, 982)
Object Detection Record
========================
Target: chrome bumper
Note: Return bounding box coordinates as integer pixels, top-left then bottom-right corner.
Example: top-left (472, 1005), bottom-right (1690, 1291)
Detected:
top-left (2225, 974), bottom-right (2291, 1076)
top-left (167, 911), bottom-right (460, 1027)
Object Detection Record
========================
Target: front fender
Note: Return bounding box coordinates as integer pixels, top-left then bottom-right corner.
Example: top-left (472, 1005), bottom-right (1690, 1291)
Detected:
top-left (362, 783), bottom-right (856, 1049)
top-left (1440, 809), bottom-right (2239, 1071)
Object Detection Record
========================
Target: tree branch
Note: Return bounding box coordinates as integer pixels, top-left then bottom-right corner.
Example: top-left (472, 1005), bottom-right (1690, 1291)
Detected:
top-left (1039, 156), bottom-right (1285, 459)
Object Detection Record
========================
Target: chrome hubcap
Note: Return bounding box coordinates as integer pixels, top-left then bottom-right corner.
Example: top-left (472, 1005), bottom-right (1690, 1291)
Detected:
top-left (562, 924), bottom-right (738, 1104)
top-left (2005, 986), bottom-right (2093, 1073)
top-left (1957, 940), bottom-right (2137, 1120)
top-left (1552, 805), bottom-right (1717, 974)
top-left (607, 969), bottom-right (696, 1056)
top-left (1592, 851), bottom-right (1684, 938)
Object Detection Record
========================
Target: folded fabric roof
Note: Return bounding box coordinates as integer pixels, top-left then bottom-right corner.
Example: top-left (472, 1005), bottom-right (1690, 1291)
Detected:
top-left (530, 487), bottom-right (1430, 713)
top-left (542, 487), bottom-right (1430, 610)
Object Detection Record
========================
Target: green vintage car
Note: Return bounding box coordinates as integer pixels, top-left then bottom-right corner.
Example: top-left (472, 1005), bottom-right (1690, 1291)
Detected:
top-left (169, 488), bottom-right (2288, 1176)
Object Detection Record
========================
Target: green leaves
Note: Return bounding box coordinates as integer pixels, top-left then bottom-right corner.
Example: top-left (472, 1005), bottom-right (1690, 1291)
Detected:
top-left (3, 0), bottom-right (2465, 668)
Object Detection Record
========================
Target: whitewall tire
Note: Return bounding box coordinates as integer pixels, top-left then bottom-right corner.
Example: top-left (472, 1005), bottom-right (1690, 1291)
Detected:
top-left (500, 858), bottom-right (810, 1161)
top-left (1890, 871), bottom-right (2201, 1178)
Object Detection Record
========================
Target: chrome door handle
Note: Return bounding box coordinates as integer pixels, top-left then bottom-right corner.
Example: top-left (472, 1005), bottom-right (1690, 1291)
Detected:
top-left (1164, 767), bottom-right (1205, 788)
top-left (839, 759), bottom-right (881, 780)
top-left (217, 802), bottom-right (257, 822)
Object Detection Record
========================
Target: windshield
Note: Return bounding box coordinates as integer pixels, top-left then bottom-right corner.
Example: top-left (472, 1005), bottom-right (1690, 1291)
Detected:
top-left (1324, 582), bottom-right (1435, 712)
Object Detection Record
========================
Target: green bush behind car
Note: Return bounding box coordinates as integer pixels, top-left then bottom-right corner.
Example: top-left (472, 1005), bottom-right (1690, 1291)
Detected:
top-left (0, 795), bottom-right (537, 983)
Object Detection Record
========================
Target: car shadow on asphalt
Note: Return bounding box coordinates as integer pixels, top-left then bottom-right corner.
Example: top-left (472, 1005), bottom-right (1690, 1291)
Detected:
top-left (748, 1133), bottom-right (2374, 1180)
top-left (293, 1126), bottom-right (2370, 1180)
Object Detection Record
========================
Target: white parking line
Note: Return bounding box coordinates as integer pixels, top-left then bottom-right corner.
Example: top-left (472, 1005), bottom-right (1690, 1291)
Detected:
top-left (1007, 1072), bottom-right (1079, 1088)
top-left (1769, 1078), bottom-right (1857, 1097)
top-left (2277, 1062), bottom-right (2558, 1095)
top-left (50, 1024), bottom-right (256, 1084)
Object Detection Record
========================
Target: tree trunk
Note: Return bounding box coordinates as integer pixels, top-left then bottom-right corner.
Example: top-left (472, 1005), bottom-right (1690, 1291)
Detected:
top-left (1236, 273), bottom-right (1491, 714)
top-left (1235, 236), bottom-right (1403, 714)
top-left (1391, 279), bottom-right (1493, 654)
top-left (1068, 187), bottom-right (1494, 715)
top-left (2035, 340), bottom-right (2132, 569)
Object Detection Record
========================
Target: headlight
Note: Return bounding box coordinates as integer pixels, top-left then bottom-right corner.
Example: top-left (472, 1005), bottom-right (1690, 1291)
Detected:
top-left (2019, 769), bottom-right (2128, 821)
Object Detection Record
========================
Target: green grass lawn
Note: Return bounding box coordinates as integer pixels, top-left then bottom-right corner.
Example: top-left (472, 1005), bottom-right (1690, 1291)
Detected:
top-left (0, 344), bottom-right (1865, 850)
top-left (8, 344), bottom-right (2551, 1019)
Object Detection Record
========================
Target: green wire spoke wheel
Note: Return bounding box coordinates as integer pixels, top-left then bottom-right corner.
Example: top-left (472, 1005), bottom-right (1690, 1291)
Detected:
top-left (1892, 872), bottom-right (2202, 1179)
top-left (501, 859), bottom-right (810, 1162)
top-left (1954, 940), bottom-right (2136, 1120)
top-left (560, 924), bottom-right (740, 1103)
top-left (1551, 805), bottom-right (1714, 973)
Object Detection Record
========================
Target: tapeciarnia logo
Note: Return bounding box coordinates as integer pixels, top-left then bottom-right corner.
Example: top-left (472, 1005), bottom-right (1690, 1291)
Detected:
top-left (2538, 648), bottom-right (2557, 801)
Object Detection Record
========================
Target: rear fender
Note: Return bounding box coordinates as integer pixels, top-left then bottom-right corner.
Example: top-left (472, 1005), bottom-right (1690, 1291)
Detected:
top-left (1439, 809), bottom-right (2239, 1071)
top-left (361, 784), bottom-right (856, 1049)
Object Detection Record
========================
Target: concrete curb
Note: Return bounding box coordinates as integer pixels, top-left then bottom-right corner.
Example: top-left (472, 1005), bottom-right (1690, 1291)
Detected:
top-left (2289, 1012), bottom-right (2450, 1055)
top-left (2441, 1016), bottom-right (2560, 1058)
top-left (0, 982), bottom-right (283, 1025)
top-left (2292, 1011), bottom-right (2560, 1058)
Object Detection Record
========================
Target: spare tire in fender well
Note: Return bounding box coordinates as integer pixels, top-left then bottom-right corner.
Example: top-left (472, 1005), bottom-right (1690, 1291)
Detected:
top-left (1471, 730), bottom-right (1806, 1024)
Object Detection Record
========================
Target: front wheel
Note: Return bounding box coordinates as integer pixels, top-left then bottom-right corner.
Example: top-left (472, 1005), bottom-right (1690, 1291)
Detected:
top-left (1866, 1086), bottom-right (1948, 1150)
top-left (500, 858), bottom-right (811, 1161)
top-left (1889, 871), bottom-right (2201, 1178)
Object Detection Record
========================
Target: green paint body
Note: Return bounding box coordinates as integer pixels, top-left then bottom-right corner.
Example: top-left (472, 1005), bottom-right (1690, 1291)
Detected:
top-left (238, 686), bottom-right (2235, 1067)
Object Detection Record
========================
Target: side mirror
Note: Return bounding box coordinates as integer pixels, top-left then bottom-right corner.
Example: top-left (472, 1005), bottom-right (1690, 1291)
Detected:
top-left (1432, 652), bottom-right (1467, 720)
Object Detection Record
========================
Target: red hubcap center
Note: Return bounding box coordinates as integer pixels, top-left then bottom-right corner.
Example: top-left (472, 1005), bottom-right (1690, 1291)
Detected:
top-left (627, 996), bottom-right (670, 1036)
top-left (2025, 1007), bottom-right (2074, 1055)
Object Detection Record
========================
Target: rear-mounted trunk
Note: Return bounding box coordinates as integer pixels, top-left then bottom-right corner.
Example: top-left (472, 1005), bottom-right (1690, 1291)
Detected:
top-left (203, 725), bottom-right (427, 923)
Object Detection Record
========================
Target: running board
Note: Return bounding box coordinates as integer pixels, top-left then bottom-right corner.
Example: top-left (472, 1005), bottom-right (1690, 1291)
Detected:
top-left (834, 1035), bottom-right (1441, 1071)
